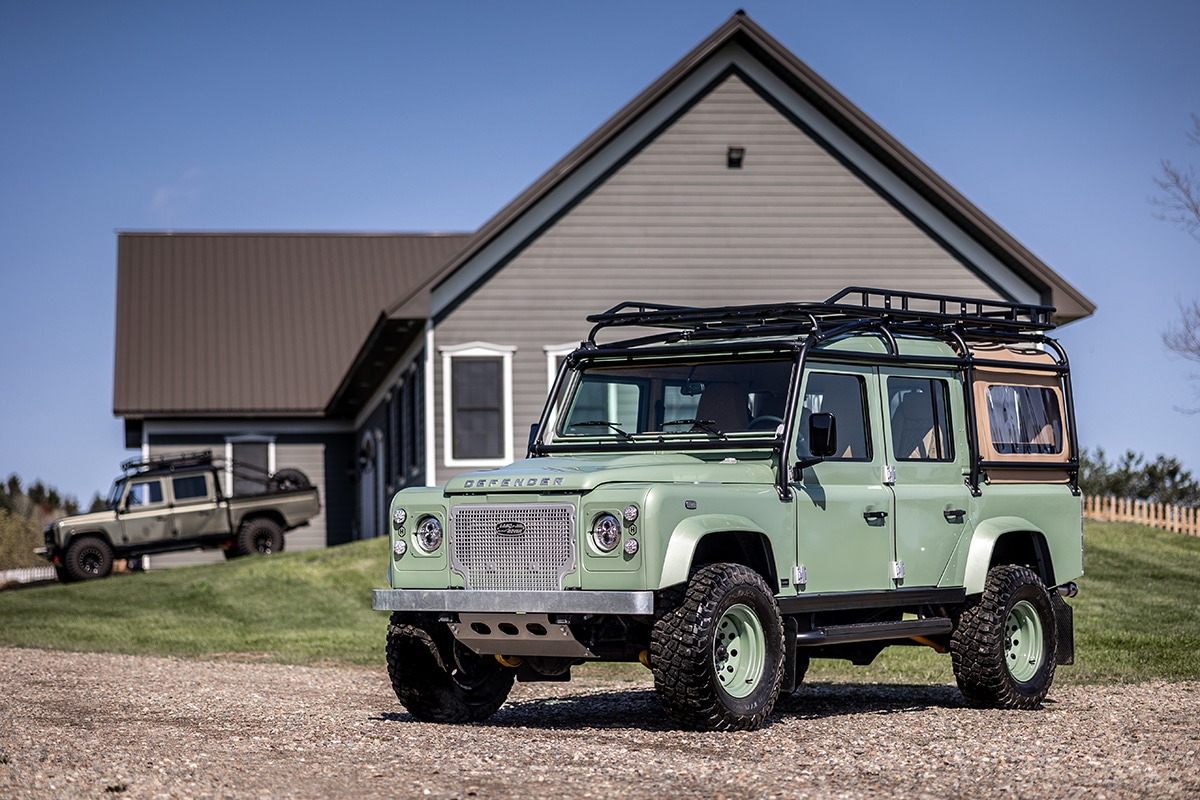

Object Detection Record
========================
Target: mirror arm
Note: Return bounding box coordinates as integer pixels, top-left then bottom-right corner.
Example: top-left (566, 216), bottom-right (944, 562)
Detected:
top-left (791, 457), bottom-right (824, 481)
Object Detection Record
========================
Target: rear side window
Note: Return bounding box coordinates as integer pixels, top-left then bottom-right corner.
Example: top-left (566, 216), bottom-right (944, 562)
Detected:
top-left (986, 385), bottom-right (1062, 455)
top-left (887, 377), bottom-right (952, 461)
top-left (172, 474), bottom-right (209, 501)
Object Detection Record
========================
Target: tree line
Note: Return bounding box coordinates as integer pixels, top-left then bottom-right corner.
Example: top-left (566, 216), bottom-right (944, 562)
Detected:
top-left (0, 474), bottom-right (104, 572)
top-left (1078, 448), bottom-right (1200, 508)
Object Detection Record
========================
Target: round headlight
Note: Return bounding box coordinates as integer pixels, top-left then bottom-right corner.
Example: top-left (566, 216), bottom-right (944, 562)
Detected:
top-left (392, 508), bottom-right (407, 526)
top-left (393, 538), bottom-right (408, 556)
top-left (415, 516), bottom-right (443, 552)
top-left (591, 513), bottom-right (621, 552)
top-left (623, 505), bottom-right (639, 524)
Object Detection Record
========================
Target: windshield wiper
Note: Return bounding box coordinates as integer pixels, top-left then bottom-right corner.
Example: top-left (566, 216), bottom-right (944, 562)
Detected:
top-left (663, 419), bottom-right (727, 439)
top-left (571, 420), bottom-right (634, 440)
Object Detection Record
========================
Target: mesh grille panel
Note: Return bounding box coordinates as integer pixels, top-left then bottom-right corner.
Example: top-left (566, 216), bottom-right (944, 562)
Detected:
top-left (449, 504), bottom-right (577, 591)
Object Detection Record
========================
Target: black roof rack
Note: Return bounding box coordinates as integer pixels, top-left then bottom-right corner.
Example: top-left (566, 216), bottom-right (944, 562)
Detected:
top-left (585, 286), bottom-right (1056, 348)
top-left (120, 450), bottom-right (215, 474)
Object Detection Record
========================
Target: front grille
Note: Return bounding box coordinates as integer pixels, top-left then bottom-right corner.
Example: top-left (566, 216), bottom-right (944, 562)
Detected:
top-left (449, 503), bottom-right (577, 591)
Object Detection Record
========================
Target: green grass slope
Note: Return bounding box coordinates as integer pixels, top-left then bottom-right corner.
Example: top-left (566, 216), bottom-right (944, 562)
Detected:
top-left (0, 522), bottom-right (1197, 683)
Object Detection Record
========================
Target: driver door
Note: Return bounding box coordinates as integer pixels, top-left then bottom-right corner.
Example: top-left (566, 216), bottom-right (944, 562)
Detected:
top-left (118, 478), bottom-right (171, 546)
top-left (792, 366), bottom-right (895, 593)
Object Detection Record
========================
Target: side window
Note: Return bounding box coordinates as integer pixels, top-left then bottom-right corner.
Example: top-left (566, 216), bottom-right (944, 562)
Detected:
top-left (172, 474), bottom-right (210, 502)
top-left (798, 372), bottom-right (870, 460)
top-left (887, 377), bottom-right (952, 461)
top-left (127, 480), bottom-right (164, 507)
top-left (986, 384), bottom-right (1063, 455)
top-left (451, 357), bottom-right (504, 459)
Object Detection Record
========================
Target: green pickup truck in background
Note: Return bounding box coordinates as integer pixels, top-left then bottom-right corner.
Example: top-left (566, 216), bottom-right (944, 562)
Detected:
top-left (374, 287), bottom-right (1083, 731)
top-left (38, 451), bottom-right (320, 581)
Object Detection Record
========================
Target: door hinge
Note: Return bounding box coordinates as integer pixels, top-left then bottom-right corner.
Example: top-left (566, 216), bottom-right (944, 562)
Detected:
top-left (891, 560), bottom-right (905, 580)
top-left (793, 565), bottom-right (807, 586)
top-left (882, 465), bottom-right (896, 485)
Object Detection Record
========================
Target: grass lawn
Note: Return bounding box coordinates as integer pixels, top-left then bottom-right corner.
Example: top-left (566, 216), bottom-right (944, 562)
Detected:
top-left (1, 521), bottom-right (1197, 684)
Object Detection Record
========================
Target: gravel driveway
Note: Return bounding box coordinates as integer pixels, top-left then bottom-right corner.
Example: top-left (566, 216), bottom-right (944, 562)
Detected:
top-left (1, 646), bottom-right (1197, 799)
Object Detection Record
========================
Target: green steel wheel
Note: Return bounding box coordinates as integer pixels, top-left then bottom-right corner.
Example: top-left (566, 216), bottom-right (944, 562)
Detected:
top-left (1004, 600), bottom-right (1046, 683)
top-left (651, 563), bottom-right (784, 731)
top-left (951, 564), bottom-right (1058, 709)
top-left (714, 603), bottom-right (767, 699)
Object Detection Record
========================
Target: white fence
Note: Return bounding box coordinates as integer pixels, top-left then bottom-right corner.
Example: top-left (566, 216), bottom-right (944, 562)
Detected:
top-left (1, 566), bottom-right (57, 585)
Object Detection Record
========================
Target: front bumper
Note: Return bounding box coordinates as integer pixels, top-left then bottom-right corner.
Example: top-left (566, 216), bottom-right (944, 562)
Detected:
top-left (372, 588), bottom-right (655, 616)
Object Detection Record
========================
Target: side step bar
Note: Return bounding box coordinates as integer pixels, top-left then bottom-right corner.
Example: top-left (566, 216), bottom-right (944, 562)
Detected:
top-left (794, 617), bottom-right (952, 647)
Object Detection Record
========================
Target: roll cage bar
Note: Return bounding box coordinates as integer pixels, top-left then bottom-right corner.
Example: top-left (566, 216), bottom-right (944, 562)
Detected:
top-left (530, 287), bottom-right (1078, 500)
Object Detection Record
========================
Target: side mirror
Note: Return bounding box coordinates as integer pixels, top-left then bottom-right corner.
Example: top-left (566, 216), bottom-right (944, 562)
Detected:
top-left (526, 423), bottom-right (540, 456)
top-left (808, 412), bottom-right (838, 458)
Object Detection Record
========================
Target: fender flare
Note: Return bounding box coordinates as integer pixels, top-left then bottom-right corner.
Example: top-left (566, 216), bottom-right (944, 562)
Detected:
top-left (660, 513), bottom-right (772, 588)
top-left (962, 516), bottom-right (1050, 595)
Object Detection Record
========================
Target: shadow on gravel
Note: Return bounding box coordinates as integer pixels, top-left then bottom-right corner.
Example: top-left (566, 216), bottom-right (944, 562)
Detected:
top-left (373, 683), bottom-right (967, 732)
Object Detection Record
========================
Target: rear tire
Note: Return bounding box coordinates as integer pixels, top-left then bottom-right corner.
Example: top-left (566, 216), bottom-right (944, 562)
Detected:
top-left (386, 612), bottom-right (514, 723)
top-left (951, 565), bottom-right (1058, 709)
top-left (650, 563), bottom-right (784, 731)
top-left (235, 517), bottom-right (284, 556)
top-left (63, 536), bottom-right (114, 581)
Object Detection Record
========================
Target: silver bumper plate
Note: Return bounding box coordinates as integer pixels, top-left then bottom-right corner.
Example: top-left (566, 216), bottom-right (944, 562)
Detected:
top-left (372, 589), bottom-right (654, 615)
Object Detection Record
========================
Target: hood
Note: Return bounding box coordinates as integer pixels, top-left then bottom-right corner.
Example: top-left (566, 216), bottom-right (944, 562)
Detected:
top-left (444, 453), bottom-right (775, 495)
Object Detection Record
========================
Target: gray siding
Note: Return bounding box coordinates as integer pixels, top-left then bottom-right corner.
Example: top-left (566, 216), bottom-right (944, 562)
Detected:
top-left (431, 75), bottom-right (1001, 480)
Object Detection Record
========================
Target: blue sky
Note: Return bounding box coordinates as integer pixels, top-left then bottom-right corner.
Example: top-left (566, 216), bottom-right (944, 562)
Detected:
top-left (2, 1), bottom-right (1198, 503)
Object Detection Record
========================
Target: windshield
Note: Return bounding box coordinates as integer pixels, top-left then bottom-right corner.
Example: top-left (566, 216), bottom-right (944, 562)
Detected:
top-left (554, 355), bottom-right (794, 440)
top-left (106, 478), bottom-right (127, 510)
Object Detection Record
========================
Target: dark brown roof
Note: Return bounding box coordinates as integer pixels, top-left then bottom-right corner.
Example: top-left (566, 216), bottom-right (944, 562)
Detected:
top-left (114, 232), bottom-right (469, 417)
top-left (390, 11), bottom-right (1092, 323)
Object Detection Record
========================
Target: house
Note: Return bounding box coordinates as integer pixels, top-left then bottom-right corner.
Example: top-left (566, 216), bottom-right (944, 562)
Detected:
top-left (112, 12), bottom-right (1094, 557)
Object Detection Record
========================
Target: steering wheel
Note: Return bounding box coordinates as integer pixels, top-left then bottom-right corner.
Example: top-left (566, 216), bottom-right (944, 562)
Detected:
top-left (747, 415), bottom-right (784, 430)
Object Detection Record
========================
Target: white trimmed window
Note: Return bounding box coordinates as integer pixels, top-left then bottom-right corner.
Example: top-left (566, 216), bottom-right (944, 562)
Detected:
top-left (441, 342), bottom-right (516, 467)
top-left (224, 436), bottom-right (276, 497)
top-left (544, 342), bottom-right (578, 394)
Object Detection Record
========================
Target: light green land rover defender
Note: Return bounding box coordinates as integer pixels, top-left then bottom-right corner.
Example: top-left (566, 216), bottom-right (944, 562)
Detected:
top-left (374, 287), bottom-right (1083, 731)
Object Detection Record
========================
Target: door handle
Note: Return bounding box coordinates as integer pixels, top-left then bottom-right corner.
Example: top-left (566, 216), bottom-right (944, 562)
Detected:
top-left (943, 509), bottom-right (966, 522)
top-left (862, 510), bottom-right (888, 522)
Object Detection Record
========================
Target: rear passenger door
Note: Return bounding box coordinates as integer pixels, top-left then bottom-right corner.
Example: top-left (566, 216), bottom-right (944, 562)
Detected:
top-left (880, 368), bottom-right (974, 588)
top-left (170, 472), bottom-right (224, 541)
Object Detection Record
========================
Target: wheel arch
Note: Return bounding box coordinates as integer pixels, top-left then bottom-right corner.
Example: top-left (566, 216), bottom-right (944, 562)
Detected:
top-left (63, 528), bottom-right (116, 553)
top-left (236, 509), bottom-right (288, 532)
top-left (963, 517), bottom-right (1055, 595)
top-left (660, 514), bottom-right (778, 591)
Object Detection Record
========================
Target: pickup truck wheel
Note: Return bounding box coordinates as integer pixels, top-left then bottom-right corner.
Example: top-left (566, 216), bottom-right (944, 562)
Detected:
top-left (650, 563), bottom-right (784, 731)
top-left (950, 565), bottom-right (1058, 709)
top-left (386, 612), bottom-right (514, 723)
top-left (236, 518), bottom-right (284, 555)
top-left (63, 536), bottom-right (114, 581)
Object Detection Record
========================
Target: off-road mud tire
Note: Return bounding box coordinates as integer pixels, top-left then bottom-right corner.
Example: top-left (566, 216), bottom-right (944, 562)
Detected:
top-left (650, 563), bottom-right (784, 731)
top-left (386, 612), bottom-right (514, 723)
top-left (63, 536), bottom-right (114, 581)
top-left (235, 517), bottom-right (284, 556)
top-left (951, 564), bottom-right (1058, 709)
top-left (269, 468), bottom-right (311, 492)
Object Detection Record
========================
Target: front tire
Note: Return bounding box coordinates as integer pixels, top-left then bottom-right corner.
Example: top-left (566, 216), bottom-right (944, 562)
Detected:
top-left (951, 565), bottom-right (1058, 709)
top-left (651, 563), bottom-right (784, 731)
top-left (63, 536), bottom-right (114, 581)
top-left (386, 612), bottom-right (514, 723)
